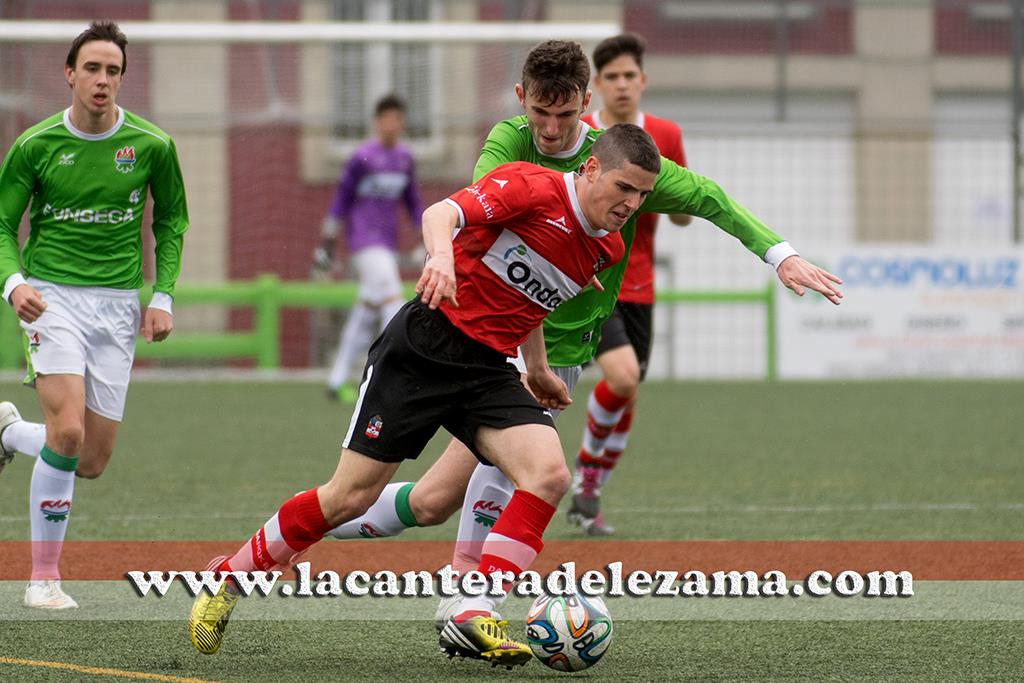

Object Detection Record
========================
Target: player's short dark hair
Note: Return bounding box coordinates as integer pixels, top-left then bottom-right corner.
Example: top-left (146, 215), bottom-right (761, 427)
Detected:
top-left (592, 124), bottom-right (661, 175)
top-left (375, 94), bottom-right (406, 117)
top-left (521, 40), bottom-right (590, 107)
top-left (66, 19), bottom-right (128, 73)
top-left (592, 33), bottom-right (646, 74)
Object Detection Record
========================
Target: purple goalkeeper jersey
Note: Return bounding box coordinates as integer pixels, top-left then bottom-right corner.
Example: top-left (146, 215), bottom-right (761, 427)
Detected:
top-left (326, 139), bottom-right (422, 251)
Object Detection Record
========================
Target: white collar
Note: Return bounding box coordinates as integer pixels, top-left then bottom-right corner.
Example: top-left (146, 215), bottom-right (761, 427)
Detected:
top-left (63, 106), bottom-right (125, 141)
top-left (562, 171), bottom-right (609, 238)
top-left (532, 120), bottom-right (594, 159)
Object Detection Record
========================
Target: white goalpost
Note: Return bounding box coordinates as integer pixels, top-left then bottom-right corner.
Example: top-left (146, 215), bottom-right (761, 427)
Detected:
top-left (0, 20), bottom-right (620, 43)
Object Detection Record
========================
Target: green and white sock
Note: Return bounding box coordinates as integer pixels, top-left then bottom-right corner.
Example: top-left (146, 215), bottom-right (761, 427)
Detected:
top-left (328, 481), bottom-right (418, 539)
top-left (29, 446), bottom-right (78, 581)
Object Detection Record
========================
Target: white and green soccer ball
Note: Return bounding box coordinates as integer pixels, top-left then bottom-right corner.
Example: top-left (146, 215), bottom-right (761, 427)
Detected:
top-left (525, 592), bottom-right (613, 672)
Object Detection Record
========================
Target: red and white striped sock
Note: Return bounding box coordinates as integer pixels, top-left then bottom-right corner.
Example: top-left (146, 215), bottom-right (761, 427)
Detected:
top-left (455, 489), bottom-right (555, 618)
top-left (219, 489), bottom-right (331, 574)
top-left (575, 380), bottom-right (631, 496)
top-left (597, 409), bottom-right (634, 488)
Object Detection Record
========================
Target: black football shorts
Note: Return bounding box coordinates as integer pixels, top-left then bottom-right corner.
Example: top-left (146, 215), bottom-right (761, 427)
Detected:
top-left (595, 302), bottom-right (654, 381)
top-left (342, 298), bottom-right (555, 463)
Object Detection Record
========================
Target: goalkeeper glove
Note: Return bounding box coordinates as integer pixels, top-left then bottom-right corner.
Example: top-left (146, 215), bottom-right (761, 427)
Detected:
top-left (312, 237), bottom-right (335, 273)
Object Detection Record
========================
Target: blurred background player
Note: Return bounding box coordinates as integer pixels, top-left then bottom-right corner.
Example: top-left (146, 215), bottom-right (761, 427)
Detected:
top-left (569, 33), bottom-right (692, 535)
top-left (0, 20), bottom-right (188, 609)
top-left (313, 94), bottom-right (422, 402)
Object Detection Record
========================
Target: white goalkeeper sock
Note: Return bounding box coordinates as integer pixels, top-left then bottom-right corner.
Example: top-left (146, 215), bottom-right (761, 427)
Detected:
top-left (378, 298), bottom-right (404, 333)
top-left (328, 302), bottom-right (377, 389)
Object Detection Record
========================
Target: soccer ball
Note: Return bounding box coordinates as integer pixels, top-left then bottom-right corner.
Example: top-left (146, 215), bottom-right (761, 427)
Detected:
top-left (525, 592), bottom-right (613, 672)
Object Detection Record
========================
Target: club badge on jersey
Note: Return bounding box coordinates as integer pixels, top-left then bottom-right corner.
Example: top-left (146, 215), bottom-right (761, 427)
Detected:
top-left (114, 146), bottom-right (136, 174)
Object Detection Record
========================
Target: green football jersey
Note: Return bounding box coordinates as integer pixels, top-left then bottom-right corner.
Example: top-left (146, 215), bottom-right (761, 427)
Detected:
top-left (474, 115), bottom-right (785, 367)
top-left (0, 107), bottom-right (188, 296)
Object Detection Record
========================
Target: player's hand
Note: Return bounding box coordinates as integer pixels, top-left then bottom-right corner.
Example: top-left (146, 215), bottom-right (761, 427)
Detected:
top-left (777, 255), bottom-right (843, 305)
top-left (415, 254), bottom-right (458, 309)
top-left (10, 284), bottom-right (46, 323)
top-left (526, 368), bottom-right (572, 411)
top-left (142, 308), bottom-right (174, 343)
top-left (311, 237), bottom-right (335, 274)
top-left (311, 247), bottom-right (331, 272)
top-left (587, 275), bottom-right (605, 292)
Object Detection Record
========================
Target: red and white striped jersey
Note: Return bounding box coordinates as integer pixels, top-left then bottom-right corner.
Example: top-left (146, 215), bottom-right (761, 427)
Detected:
top-left (440, 161), bottom-right (625, 356)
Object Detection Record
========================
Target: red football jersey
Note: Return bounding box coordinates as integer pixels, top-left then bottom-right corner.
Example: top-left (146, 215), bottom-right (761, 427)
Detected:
top-left (582, 111), bottom-right (687, 304)
top-left (440, 162), bottom-right (625, 356)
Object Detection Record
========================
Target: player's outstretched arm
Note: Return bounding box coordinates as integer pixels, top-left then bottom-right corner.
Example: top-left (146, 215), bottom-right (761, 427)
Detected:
top-left (416, 202), bottom-right (460, 309)
top-left (776, 255), bottom-right (843, 305)
top-left (642, 159), bottom-right (786, 258)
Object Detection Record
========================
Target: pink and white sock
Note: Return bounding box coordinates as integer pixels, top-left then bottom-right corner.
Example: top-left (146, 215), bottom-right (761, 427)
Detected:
top-left (574, 381), bottom-right (633, 497)
top-left (596, 408), bottom-right (633, 488)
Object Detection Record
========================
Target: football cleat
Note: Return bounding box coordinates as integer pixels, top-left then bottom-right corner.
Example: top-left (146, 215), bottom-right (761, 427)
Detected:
top-left (567, 494), bottom-right (616, 536)
top-left (439, 614), bottom-right (532, 669)
top-left (0, 401), bottom-right (23, 475)
top-left (188, 556), bottom-right (240, 655)
top-left (433, 595), bottom-right (502, 633)
top-left (433, 594), bottom-right (462, 633)
top-left (337, 383), bottom-right (358, 403)
top-left (24, 580), bottom-right (78, 609)
top-left (326, 383), bottom-right (358, 403)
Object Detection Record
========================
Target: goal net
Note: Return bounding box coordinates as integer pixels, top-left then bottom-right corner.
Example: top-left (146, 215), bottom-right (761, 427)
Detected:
top-left (8, 6), bottom-right (1004, 380)
top-left (0, 14), bottom-right (617, 372)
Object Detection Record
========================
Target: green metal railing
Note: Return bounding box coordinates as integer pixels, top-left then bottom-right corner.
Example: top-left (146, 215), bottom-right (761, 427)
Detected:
top-left (0, 274), bottom-right (777, 378)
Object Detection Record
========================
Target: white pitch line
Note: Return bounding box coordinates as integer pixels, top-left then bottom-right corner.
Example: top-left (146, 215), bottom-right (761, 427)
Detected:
top-left (611, 502), bottom-right (1024, 514)
top-left (0, 511), bottom-right (271, 523)
top-left (0, 502), bottom-right (1021, 524)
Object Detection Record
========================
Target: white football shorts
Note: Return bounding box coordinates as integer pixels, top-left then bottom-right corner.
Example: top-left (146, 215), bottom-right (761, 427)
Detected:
top-left (353, 246), bottom-right (403, 306)
top-left (21, 277), bottom-right (140, 422)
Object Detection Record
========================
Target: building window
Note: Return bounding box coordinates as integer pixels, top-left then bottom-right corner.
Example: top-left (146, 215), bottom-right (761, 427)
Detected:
top-left (329, 0), bottom-right (439, 146)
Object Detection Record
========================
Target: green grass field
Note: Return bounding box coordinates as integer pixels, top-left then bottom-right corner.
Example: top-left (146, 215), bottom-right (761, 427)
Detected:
top-left (1, 379), bottom-right (1022, 681)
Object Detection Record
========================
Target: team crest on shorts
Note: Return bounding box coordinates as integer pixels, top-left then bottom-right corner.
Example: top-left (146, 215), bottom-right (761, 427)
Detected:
top-left (40, 499), bottom-right (71, 523)
top-left (114, 146), bottom-right (136, 173)
top-left (28, 332), bottom-right (41, 354)
top-left (365, 415), bottom-right (383, 439)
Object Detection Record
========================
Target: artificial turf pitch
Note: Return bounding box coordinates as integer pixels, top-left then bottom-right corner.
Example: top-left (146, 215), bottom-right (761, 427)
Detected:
top-left (0, 380), bottom-right (1021, 681)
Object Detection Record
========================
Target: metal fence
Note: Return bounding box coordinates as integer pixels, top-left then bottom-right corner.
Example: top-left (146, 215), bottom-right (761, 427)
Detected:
top-left (0, 1), bottom-right (1020, 376)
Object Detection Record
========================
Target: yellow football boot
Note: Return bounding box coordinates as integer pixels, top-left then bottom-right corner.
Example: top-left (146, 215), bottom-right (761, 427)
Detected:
top-left (439, 614), bottom-right (532, 669)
